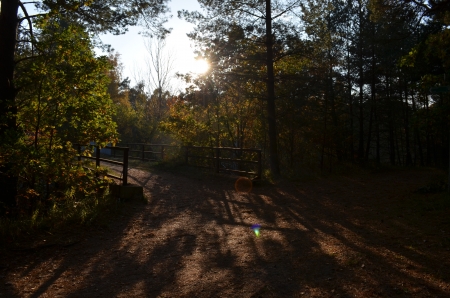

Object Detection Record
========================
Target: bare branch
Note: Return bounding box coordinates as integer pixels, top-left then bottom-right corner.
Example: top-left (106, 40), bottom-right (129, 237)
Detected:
top-left (18, 1), bottom-right (37, 54)
top-left (234, 7), bottom-right (265, 20)
top-left (18, 13), bottom-right (47, 23)
top-left (272, 0), bottom-right (302, 20)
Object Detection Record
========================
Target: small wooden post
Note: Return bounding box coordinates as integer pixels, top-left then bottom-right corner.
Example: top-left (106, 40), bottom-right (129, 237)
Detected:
top-left (185, 146), bottom-right (189, 165)
top-left (142, 144), bottom-right (145, 161)
top-left (161, 145), bottom-right (165, 161)
top-left (257, 149), bottom-right (262, 180)
top-left (77, 144), bottom-right (81, 162)
top-left (215, 147), bottom-right (220, 173)
top-left (96, 146), bottom-right (100, 168)
top-left (123, 147), bottom-right (129, 186)
top-left (239, 148), bottom-right (242, 171)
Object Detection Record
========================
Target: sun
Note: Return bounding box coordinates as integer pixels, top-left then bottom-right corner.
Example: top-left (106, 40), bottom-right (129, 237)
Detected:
top-left (192, 58), bottom-right (210, 74)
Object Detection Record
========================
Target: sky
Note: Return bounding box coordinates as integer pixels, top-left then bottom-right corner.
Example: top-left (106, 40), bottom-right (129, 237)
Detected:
top-left (99, 0), bottom-right (204, 92)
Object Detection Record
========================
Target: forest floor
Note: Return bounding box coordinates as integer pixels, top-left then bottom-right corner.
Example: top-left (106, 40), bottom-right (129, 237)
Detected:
top-left (1, 164), bottom-right (450, 297)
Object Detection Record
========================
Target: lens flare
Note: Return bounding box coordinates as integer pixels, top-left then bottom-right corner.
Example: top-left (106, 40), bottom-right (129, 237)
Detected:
top-left (235, 177), bottom-right (253, 193)
top-left (251, 224), bottom-right (261, 237)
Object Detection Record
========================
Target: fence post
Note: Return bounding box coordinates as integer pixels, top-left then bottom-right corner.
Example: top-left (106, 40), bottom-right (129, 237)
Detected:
top-left (123, 147), bottom-right (129, 186)
top-left (238, 148), bottom-right (242, 171)
top-left (185, 146), bottom-right (189, 165)
top-left (113, 146), bottom-right (116, 158)
top-left (142, 144), bottom-right (145, 161)
top-left (215, 147), bottom-right (220, 173)
top-left (77, 144), bottom-right (81, 162)
top-left (257, 149), bottom-right (262, 180)
top-left (96, 146), bottom-right (100, 168)
top-left (161, 145), bottom-right (165, 161)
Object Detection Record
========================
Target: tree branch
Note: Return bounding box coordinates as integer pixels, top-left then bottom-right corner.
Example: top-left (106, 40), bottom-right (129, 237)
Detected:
top-left (272, 0), bottom-right (302, 20)
top-left (18, 13), bottom-right (47, 23)
top-left (409, 0), bottom-right (431, 11)
top-left (235, 7), bottom-right (265, 20)
top-left (18, 1), bottom-right (37, 55)
top-left (14, 55), bottom-right (40, 65)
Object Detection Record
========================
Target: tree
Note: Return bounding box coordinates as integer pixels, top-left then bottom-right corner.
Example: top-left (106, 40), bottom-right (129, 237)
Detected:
top-left (6, 17), bottom-right (118, 212)
top-left (106, 52), bottom-right (138, 143)
top-left (134, 36), bottom-right (175, 142)
top-left (0, 0), bottom-right (170, 212)
top-left (180, 0), bottom-right (302, 176)
top-left (144, 36), bottom-right (175, 116)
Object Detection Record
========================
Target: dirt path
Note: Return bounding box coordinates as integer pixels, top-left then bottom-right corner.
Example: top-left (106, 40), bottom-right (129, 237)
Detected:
top-left (1, 166), bottom-right (450, 297)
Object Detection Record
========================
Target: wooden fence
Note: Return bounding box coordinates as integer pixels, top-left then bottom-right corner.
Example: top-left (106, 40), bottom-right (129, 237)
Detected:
top-left (184, 146), bottom-right (262, 180)
top-left (98, 143), bottom-right (262, 181)
top-left (116, 143), bottom-right (179, 162)
top-left (75, 144), bottom-right (129, 185)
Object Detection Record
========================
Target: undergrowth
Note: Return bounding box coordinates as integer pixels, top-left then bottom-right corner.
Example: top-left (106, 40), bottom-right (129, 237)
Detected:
top-left (0, 189), bottom-right (119, 247)
top-left (0, 163), bottom-right (123, 249)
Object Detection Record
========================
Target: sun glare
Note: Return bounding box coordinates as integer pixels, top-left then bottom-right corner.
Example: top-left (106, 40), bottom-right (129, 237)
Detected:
top-left (192, 59), bottom-right (210, 74)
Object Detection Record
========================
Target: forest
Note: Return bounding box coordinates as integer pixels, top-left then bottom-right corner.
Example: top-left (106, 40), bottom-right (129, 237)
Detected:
top-left (1, 1), bottom-right (450, 297)
top-left (111, 0), bottom-right (450, 177)
top-left (0, 0), bottom-right (449, 216)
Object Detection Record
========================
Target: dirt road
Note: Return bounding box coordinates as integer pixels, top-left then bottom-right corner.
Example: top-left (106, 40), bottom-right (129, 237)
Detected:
top-left (1, 167), bottom-right (449, 297)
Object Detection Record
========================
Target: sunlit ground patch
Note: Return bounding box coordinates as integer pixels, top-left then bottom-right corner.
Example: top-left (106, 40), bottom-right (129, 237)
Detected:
top-left (235, 177), bottom-right (253, 193)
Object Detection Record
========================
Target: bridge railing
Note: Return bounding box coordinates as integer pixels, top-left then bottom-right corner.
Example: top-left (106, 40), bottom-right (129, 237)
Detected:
top-left (184, 146), bottom-right (262, 180)
top-left (75, 144), bottom-right (129, 185)
top-left (103, 143), bottom-right (262, 180)
top-left (115, 143), bottom-right (179, 162)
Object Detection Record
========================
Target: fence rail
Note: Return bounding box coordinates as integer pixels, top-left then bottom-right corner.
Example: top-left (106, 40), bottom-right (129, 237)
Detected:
top-left (75, 144), bottom-right (129, 185)
top-left (115, 143), bottom-right (179, 162)
top-left (184, 146), bottom-right (262, 180)
top-left (94, 143), bottom-right (262, 181)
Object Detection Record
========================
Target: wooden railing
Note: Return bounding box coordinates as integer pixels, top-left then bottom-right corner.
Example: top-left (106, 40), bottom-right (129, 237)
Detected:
top-left (116, 143), bottom-right (179, 162)
top-left (75, 144), bottom-right (129, 185)
top-left (91, 143), bottom-right (262, 181)
top-left (184, 146), bottom-right (262, 180)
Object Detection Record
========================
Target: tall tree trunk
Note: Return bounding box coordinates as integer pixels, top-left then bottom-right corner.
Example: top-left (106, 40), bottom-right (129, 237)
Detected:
top-left (345, 23), bottom-right (354, 162)
top-left (265, 0), bottom-right (280, 176)
top-left (389, 120), bottom-right (395, 165)
top-left (366, 29), bottom-right (376, 163)
top-left (411, 94), bottom-right (424, 166)
top-left (0, 0), bottom-right (20, 213)
top-left (403, 86), bottom-right (412, 166)
top-left (349, 88), bottom-right (354, 162)
top-left (321, 86), bottom-right (328, 172)
top-left (365, 106), bottom-right (373, 161)
top-left (385, 74), bottom-right (396, 165)
top-left (425, 95), bottom-right (431, 166)
top-left (328, 60), bottom-right (340, 161)
top-left (396, 128), bottom-right (403, 166)
top-left (375, 105), bottom-right (380, 165)
top-left (357, 2), bottom-right (365, 163)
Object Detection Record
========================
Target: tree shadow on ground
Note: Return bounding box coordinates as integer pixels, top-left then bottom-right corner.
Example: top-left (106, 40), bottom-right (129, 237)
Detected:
top-left (1, 168), bottom-right (449, 297)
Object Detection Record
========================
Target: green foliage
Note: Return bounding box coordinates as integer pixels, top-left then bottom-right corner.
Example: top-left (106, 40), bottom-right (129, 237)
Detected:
top-left (0, 175), bottom-right (118, 245)
top-left (17, 20), bottom-right (118, 146)
top-left (168, 0), bottom-right (450, 175)
top-left (1, 18), bottom-right (119, 215)
top-left (159, 94), bottom-right (211, 146)
top-left (37, 0), bottom-right (171, 36)
top-left (106, 53), bottom-right (174, 144)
